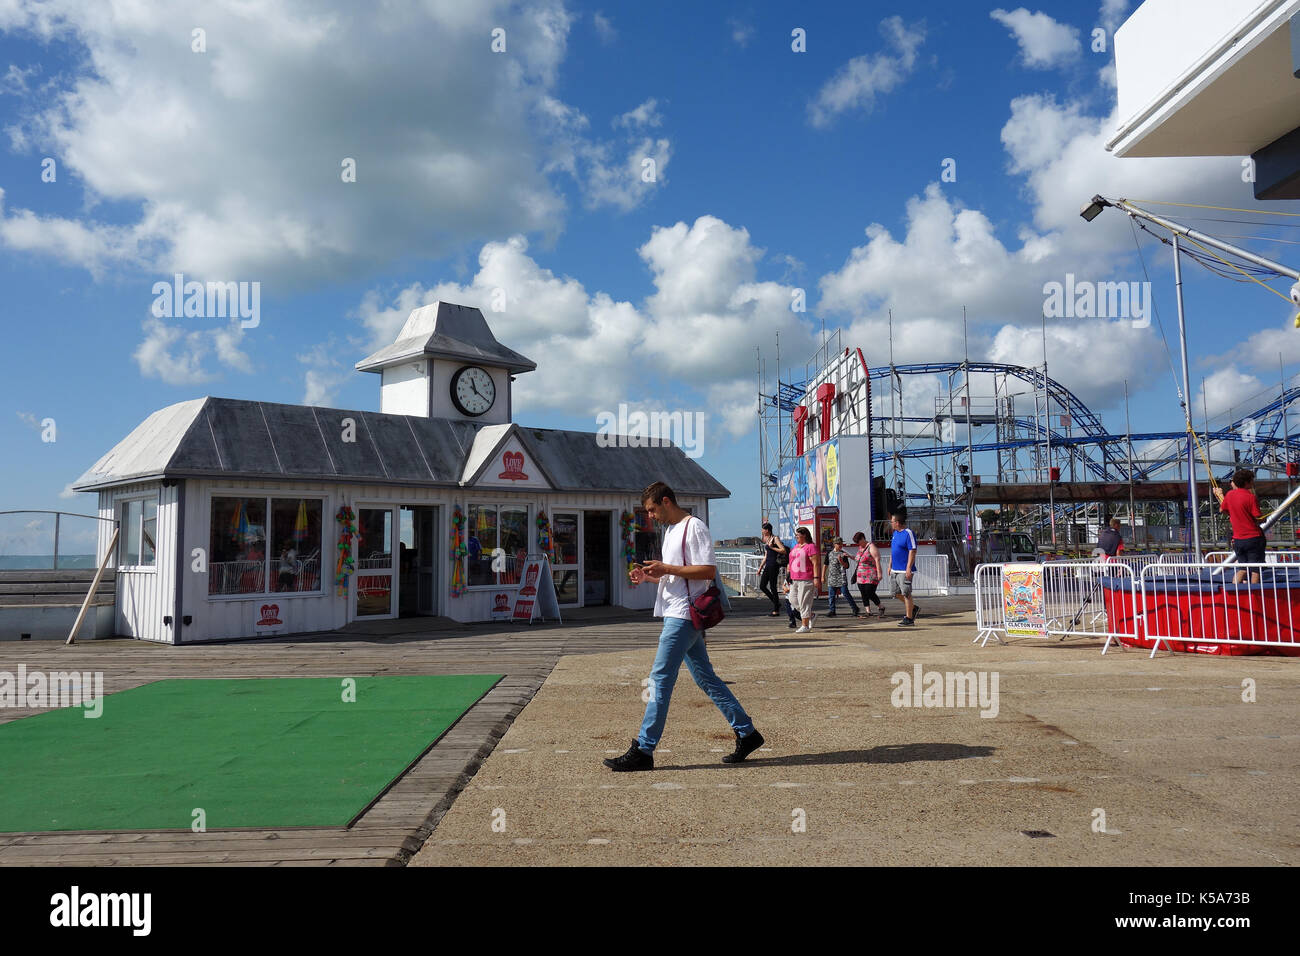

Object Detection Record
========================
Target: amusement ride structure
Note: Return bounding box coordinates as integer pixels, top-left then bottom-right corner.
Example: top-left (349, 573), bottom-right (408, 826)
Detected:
top-left (757, 199), bottom-right (1300, 558)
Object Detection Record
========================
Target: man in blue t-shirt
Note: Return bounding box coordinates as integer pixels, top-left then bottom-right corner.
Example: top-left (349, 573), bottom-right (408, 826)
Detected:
top-left (889, 511), bottom-right (919, 626)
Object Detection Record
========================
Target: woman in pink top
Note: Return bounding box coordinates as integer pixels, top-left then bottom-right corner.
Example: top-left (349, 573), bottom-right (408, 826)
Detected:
top-left (787, 527), bottom-right (822, 632)
top-left (851, 531), bottom-right (885, 618)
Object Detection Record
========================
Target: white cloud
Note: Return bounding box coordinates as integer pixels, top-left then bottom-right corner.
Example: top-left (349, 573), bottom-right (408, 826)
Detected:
top-left (1217, 314), bottom-right (1300, 372)
top-left (729, 18), bottom-right (755, 48)
top-left (581, 136), bottom-right (671, 212)
top-left (1099, 0), bottom-right (1130, 35)
top-left (345, 216), bottom-right (819, 422)
top-left (15, 411), bottom-right (40, 430)
top-left (808, 17), bottom-right (925, 128)
top-left (819, 184), bottom-right (1031, 321)
top-left (59, 482), bottom-right (80, 499)
top-left (990, 8), bottom-right (1081, 70)
top-left (989, 319), bottom-right (1157, 410)
top-left (537, 96), bottom-right (671, 212)
top-left (706, 379), bottom-right (759, 441)
top-left (593, 11), bottom-right (616, 44)
top-left (297, 341), bottom-right (351, 407)
top-left (0, 0), bottom-right (605, 284)
top-left (0, 63), bottom-right (35, 95)
top-left (1196, 367), bottom-right (1267, 421)
top-left (132, 318), bottom-right (249, 386)
top-left (816, 90), bottom-right (1260, 415)
top-left (614, 98), bottom-right (662, 130)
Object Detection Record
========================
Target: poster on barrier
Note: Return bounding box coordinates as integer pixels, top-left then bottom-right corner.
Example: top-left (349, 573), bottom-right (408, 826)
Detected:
top-left (1003, 563), bottom-right (1046, 638)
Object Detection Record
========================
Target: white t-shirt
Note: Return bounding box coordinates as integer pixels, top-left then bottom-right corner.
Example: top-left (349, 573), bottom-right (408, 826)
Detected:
top-left (653, 515), bottom-right (716, 620)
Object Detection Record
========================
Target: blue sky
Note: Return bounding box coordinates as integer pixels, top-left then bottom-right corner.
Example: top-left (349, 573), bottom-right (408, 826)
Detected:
top-left (3, 0), bottom-right (1299, 542)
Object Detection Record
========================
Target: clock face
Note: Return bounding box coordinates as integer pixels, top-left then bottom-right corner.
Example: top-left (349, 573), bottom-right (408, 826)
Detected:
top-left (451, 366), bottom-right (496, 416)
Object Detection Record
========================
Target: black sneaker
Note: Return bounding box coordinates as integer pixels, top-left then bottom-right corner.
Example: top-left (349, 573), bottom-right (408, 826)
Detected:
top-left (722, 729), bottom-right (765, 763)
top-left (911, 604), bottom-right (921, 619)
top-left (603, 741), bottom-right (654, 772)
top-left (896, 617), bottom-right (914, 627)
top-left (826, 611), bottom-right (837, 617)
top-left (787, 620), bottom-right (797, 629)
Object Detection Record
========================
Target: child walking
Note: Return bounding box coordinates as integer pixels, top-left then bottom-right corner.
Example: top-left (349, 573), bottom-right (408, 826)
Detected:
top-left (825, 537), bottom-right (861, 617)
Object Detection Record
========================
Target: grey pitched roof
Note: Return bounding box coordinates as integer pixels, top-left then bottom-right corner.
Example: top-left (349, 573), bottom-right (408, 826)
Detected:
top-left (73, 398), bottom-right (729, 499)
top-left (513, 428), bottom-right (729, 498)
top-left (355, 301), bottom-right (537, 374)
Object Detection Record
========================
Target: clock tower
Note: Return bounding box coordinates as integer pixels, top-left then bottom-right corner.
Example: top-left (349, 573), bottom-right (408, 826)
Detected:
top-left (355, 301), bottom-right (537, 425)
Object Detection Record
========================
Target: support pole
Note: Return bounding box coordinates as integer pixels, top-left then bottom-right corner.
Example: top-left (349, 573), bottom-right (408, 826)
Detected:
top-left (1173, 235), bottom-right (1203, 561)
top-left (1043, 315), bottom-right (1055, 547)
top-left (67, 527), bottom-right (118, 646)
top-left (1284, 353), bottom-right (1293, 541)
top-left (1126, 380), bottom-right (1137, 547)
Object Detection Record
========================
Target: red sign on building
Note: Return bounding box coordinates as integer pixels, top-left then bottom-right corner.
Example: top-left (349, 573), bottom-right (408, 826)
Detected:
top-left (498, 450), bottom-right (529, 481)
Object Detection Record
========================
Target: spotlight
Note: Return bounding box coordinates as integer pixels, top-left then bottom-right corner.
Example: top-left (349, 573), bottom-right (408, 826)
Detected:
top-left (1079, 195), bottom-right (1108, 222)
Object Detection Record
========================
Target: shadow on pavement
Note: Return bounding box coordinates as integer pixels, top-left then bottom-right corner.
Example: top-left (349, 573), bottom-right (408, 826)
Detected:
top-left (660, 742), bottom-right (996, 771)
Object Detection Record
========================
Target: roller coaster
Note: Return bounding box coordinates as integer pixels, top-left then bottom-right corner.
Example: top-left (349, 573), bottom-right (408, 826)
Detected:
top-left (757, 334), bottom-right (1300, 547)
top-left (758, 198), bottom-right (1300, 551)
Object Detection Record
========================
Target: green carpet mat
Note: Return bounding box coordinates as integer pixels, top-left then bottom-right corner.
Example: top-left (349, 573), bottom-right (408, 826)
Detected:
top-left (0, 675), bottom-right (501, 832)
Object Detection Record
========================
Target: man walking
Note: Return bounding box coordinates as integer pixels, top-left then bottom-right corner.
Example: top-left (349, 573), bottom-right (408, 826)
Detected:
top-left (889, 511), bottom-right (919, 627)
top-left (604, 481), bottom-right (765, 771)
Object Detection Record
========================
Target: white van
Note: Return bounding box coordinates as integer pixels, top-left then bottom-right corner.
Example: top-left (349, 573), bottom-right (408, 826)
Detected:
top-left (981, 531), bottom-right (1039, 563)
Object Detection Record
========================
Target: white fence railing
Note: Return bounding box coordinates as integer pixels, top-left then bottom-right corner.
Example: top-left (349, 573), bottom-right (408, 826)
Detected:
top-left (879, 554), bottom-right (950, 596)
top-left (715, 553), bottom-right (765, 595)
top-left (974, 561), bottom-right (1136, 648)
top-left (1203, 550), bottom-right (1300, 565)
top-left (1136, 562), bottom-right (1300, 658)
top-left (974, 558), bottom-right (1300, 658)
top-left (718, 551), bottom-right (951, 598)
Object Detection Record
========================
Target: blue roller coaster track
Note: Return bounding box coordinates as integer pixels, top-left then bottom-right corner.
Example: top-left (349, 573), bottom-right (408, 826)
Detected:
top-left (765, 362), bottom-right (1300, 483)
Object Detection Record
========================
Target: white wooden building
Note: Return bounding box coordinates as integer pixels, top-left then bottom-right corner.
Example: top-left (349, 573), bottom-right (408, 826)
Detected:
top-left (72, 303), bottom-right (728, 643)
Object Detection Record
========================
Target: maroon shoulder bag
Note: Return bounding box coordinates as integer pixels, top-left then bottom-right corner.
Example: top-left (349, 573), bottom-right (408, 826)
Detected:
top-left (682, 517), bottom-right (725, 631)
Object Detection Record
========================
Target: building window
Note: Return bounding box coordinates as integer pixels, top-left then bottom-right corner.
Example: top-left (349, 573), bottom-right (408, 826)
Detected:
top-left (467, 503), bottom-right (530, 587)
top-left (119, 496), bottom-right (158, 568)
top-left (271, 499), bottom-right (323, 592)
top-left (633, 508), bottom-right (659, 563)
top-left (209, 496), bottom-right (323, 596)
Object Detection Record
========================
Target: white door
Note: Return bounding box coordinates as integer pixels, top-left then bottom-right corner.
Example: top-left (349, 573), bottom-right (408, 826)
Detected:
top-left (355, 506), bottom-right (397, 619)
top-left (551, 511), bottom-right (580, 606)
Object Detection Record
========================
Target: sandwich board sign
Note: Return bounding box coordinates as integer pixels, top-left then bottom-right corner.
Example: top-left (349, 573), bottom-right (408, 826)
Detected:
top-left (512, 553), bottom-right (563, 624)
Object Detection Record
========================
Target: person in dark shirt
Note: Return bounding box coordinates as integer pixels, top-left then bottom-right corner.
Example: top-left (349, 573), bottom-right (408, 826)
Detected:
top-left (1097, 518), bottom-right (1123, 561)
top-left (1214, 469), bottom-right (1264, 584)
top-left (758, 522), bottom-right (788, 615)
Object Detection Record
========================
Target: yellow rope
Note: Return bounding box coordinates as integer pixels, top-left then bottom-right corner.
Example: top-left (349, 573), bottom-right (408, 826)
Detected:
top-left (1187, 425), bottom-right (1222, 500)
top-left (1125, 199), bottom-right (1300, 219)
top-left (1175, 233), bottom-right (1297, 307)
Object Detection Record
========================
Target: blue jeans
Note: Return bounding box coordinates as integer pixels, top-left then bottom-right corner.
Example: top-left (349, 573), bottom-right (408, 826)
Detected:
top-left (637, 616), bottom-right (754, 753)
top-left (828, 584), bottom-right (859, 615)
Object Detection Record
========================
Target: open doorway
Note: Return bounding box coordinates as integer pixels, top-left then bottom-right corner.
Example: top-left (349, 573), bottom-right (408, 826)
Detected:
top-left (399, 505), bottom-right (439, 617)
top-left (583, 510), bottom-right (612, 606)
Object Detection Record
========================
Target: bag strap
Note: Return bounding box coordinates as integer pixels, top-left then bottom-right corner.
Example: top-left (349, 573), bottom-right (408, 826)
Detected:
top-left (682, 519), bottom-right (692, 602)
top-left (681, 516), bottom-right (715, 599)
